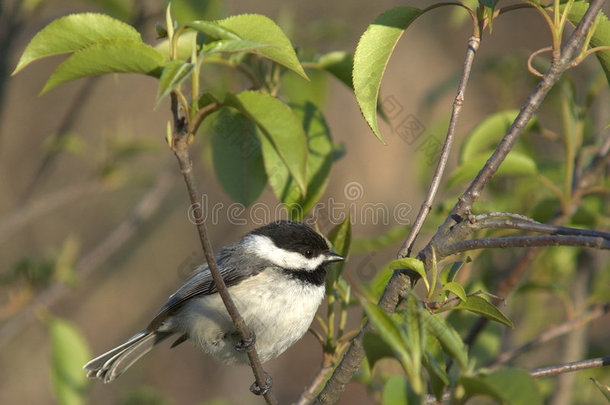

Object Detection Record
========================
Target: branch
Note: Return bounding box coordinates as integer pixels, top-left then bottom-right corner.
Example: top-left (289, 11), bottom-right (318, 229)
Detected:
top-left (440, 234), bottom-right (610, 257)
top-left (0, 169), bottom-right (174, 348)
top-left (169, 93), bottom-right (276, 405)
top-left (530, 356), bottom-right (610, 378)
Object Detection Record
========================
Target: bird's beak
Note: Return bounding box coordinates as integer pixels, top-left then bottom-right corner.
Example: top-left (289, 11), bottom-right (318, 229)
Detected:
top-left (326, 252), bottom-right (345, 263)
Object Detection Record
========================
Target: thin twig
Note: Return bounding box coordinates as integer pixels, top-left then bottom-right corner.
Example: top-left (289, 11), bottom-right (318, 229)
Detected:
top-left (490, 303), bottom-right (610, 367)
top-left (530, 356), bottom-right (610, 378)
top-left (0, 169), bottom-right (175, 348)
top-left (169, 93), bottom-right (276, 405)
top-left (398, 33), bottom-right (481, 259)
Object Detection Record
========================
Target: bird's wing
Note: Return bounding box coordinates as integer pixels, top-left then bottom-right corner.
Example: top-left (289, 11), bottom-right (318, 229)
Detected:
top-left (146, 244), bottom-right (262, 331)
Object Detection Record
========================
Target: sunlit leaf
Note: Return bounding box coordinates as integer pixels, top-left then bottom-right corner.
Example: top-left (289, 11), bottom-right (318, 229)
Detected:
top-left (186, 20), bottom-right (240, 40)
top-left (217, 14), bottom-right (308, 79)
top-left (443, 281), bottom-right (467, 302)
top-left (13, 13), bottom-right (141, 75)
top-left (453, 295), bottom-right (514, 328)
top-left (201, 39), bottom-right (272, 55)
top-left (41, 39), bottom-right (165, 94)
top-left (353, 7), bottom-right (422, 143)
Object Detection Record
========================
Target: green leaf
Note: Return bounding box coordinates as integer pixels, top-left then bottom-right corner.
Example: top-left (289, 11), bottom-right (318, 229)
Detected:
top-left (41, 39), bottom-right (165, 94)
top-left (223, 91), bottom-right (308, 195)
top-left (453, 295), bottom-right (514, 328)
top-left (210, 108), bottom-right (268, 206)
top-left (316, 51), bottom-right (354, 89)
top-left (420, 309), bottom-right (468, 368)
top-left (201, 39), bottom-right (273, 55)
top-left (388, 257), bottom-right (427, 289)
top-left (185, 20), bottom-right (241, 40)
top-left (13, 13), bottom-right (142, 75)
top-left (461, 110), bottom-right (539, 162)
top-left (382, 375), bottom-right (422, 405)
top-left (363, 331), bottom-right (395, 369)
top-left (363, 302), bottom-right (412, 370)
top-left (49, 317), bottom-right (91, 405)
top-left (423, 351), bottom-right (449, 401)
top-left (362, 264), bottom-right (394, 302)
top-left (353, 7), bottom-right (423, 143)
top-left (402, 296), bottom-right (424, 393)
top-left (328, 215), bottom-right (351, 258)
top-left (216, 14), bottom-right (308, 80)
top-left (326, 215), bottom-right (351, 284)
top-left (156, 60), bottom-right (195, 106)
top-left (590, 378), bottom-right (610, 402)
top-left (447, 151), bottom-right (538, 188)
top-left (439, 259), bottom-right (470, 284)
top-left (351, 225), bottom-right (411, 254)
top-left (262, 102), bottom-right (333, 217)
top-left (461, 368), bottom-right (542, 405)
top-left (567, 3), bottom-right (610, 87)
top-left (442, 281), bottom-right (467, 302)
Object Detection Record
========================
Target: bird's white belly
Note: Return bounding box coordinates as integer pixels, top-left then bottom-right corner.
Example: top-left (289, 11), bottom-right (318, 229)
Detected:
top-left (169, 271), bottom-right (325, 364)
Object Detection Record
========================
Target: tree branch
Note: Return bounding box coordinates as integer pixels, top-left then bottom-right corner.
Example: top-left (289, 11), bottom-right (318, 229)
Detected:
top-left (440, 234), bottom-right (610, 257)
top-left (169, 93), bottom-right (276, 405)
top-left (530, 356), bottom-right (610, 378)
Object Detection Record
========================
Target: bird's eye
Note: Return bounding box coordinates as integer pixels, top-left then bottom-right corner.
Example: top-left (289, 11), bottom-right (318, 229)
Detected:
top-left (304, 249), bottom-right (313, 258)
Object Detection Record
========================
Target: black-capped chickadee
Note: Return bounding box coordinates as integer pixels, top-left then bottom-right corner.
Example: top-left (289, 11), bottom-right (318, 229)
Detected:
top-left (84, 220), bottom-right (344, 383)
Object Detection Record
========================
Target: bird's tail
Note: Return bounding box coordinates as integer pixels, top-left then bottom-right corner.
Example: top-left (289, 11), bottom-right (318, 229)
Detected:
top-left (83, 330), bottom-right (172, 383)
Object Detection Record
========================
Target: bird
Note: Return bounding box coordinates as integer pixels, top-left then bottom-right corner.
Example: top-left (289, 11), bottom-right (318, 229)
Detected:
top-left (83, 220), bottom-right (344, 384)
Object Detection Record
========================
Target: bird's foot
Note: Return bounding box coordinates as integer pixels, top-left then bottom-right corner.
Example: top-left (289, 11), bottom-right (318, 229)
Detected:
top-left (250, 372), bottom-right (272, 396)
top-left (235, 331), bottom-right (256, 352)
